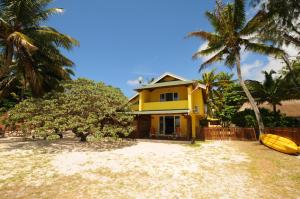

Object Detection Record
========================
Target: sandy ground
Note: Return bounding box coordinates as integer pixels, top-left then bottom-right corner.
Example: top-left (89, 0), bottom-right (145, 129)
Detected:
top-left (0, 139), bottom-right (299, 199)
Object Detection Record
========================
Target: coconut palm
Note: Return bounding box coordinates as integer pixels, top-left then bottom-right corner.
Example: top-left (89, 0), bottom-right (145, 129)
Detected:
top-left (246, 70), bottom-right (287, 113)
top-left (199, 69), bottom-right (221, 117)
top-left (199, 69), bottom-right (234, 118)
top-left (188, 0), bottom-right (284, 134)
top-left (0, 0), bottom-right (79, 98)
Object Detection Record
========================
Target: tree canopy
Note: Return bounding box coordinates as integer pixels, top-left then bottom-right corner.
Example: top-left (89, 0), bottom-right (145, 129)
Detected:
top-left (0, 0), bottom-right (79, 100)
top-left (5, 79), bottom-right (134, 141)
top-left (188, 0), bottom-right (284, 133)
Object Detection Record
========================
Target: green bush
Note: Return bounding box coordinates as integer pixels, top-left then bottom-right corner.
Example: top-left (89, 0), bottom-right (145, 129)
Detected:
top-left (6, 79), bottom-right (134, 141)
top-left (232, 108), bottom-right (299, 128)
top-left (47, 134), bottom-right (61, 141)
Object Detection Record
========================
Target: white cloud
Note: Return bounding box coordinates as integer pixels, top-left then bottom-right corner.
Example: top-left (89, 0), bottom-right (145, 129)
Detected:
top-left (197, 42), bottom-right (209, 62)
top-left (127, 79), bottom-right (140, 86)
top-left (242, 44), bottom-right (299, 81)
top-left (242, 60), bottom-right (265, 81)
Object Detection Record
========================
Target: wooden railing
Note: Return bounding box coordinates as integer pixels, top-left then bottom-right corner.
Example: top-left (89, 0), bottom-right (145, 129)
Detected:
top-left (264, 128), bottom-right (300, 145)
top-left (197, 127), bottom-right (257, 141)
top-left (197, 127), bottom-right (300, 144)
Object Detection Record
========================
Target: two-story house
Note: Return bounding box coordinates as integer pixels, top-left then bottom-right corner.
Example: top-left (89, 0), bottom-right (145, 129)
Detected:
top-left (129, 72), bottom-right (206, 140)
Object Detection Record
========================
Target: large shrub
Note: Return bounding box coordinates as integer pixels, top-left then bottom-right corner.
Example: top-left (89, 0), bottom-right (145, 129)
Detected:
top-left (232, 108), bottom-right (299, 128)
top-left (5, 79), bottom-right (134, 141)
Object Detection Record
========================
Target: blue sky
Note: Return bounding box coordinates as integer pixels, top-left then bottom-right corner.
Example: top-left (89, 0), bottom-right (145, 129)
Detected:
top-left (48, 0), bottom-right (294, 97)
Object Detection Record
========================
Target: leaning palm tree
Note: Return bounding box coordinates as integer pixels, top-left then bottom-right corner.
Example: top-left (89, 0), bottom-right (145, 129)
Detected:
top-left (0, 0), bottom-right (79, 98)
top-left (188, 0), bottom-right (284, 134)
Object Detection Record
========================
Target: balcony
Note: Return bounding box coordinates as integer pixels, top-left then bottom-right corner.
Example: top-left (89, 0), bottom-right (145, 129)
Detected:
top-left (142, 100), bottom-right (188, 111)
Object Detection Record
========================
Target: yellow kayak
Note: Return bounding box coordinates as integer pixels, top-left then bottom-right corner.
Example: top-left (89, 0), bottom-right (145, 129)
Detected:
top-left (260, 134), bottom-right (299, 155)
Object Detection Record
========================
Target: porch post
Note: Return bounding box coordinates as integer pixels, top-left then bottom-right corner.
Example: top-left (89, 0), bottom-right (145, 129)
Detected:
top-left (191, 115), bottom-right (196, 139)
top-left (187, 85), bottom-right (193, 110)
top-left (139, 91), bottom-right (144, 111)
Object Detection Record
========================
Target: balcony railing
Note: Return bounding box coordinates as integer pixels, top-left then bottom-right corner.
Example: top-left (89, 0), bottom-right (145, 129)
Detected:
top-left (142, 100), bottom-right (188, 111)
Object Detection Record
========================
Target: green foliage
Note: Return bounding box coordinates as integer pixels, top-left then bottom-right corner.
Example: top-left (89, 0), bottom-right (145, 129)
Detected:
top-left (5, 79), bottom-right (134, 141)
top-left (246, 70), bottom-right (298, 113)
top-left (281, 57), bottom-right (300, 95)
top-left (251, 0), bottom-right (300, 47)
top-left (0, 0), bottom-right (79, 99)
top-left (47, 134), bottom-right (61, 141)
top-left (215, 83), bottom-right (247, 126)
top-left (232, 108), bottom-right (299, 128)
top-left (199, 69), bottom-right (236, 119)
top-left (188, 0), bottom-right (284, 71)
top-left (0, 95), bottom-right (18, 115)
top-left (199, 69), bottom-right (246, 126)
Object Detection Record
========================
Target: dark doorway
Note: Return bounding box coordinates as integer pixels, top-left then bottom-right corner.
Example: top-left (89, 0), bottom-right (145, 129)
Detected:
top-left (165, 116), bottom-right (174, 135)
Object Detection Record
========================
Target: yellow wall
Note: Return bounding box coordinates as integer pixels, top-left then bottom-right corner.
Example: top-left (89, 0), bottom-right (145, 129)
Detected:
top-left (147, 86), bottom-right (188, 102)
top-left (150, 115), bottom-right (188, 137)
top-left (192, 88), bottom-right (205, 116)
top-left (143, 100), bottom-right (188, 111)
top-left (128, 79), bottom-right (207, 139)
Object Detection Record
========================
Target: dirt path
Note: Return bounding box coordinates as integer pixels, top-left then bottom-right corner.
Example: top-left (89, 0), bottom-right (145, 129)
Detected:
top-left (0, 140), bottom-right (299, 199)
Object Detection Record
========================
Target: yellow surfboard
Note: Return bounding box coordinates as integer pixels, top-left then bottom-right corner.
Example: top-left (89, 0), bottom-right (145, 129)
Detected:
top-left (260, 134), bottom-right (299, 155)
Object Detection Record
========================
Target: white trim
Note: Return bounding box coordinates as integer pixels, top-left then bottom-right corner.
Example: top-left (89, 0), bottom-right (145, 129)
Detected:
top-left (150, 72), bottom-right (189, 85)
top-left (197, 83), bottom-right (206, 89)
top-left (128, 93), bottom-right (139, 102)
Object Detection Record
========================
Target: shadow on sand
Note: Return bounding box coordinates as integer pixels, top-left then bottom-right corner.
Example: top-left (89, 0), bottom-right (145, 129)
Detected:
top-left (0, 138), bottom-right (137, 154)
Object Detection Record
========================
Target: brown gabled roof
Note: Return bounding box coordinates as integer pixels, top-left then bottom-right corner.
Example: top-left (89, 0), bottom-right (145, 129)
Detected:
top-left (239, 100), bottom-right (300, 117)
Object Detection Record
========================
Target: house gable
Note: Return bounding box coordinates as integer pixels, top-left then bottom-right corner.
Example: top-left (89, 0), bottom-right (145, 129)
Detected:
top-left (128, 72), bottom-right (206, 103)
top-left (150, 72), bottom-right (188, 85)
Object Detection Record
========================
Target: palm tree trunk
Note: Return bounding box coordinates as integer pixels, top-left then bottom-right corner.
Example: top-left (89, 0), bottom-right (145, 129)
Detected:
top-left (272, 104), bottom-right (277, 114)
top-left (236, 53), bottom-right (264, 135)
top-left (282, 55), bottom-right (300, 92)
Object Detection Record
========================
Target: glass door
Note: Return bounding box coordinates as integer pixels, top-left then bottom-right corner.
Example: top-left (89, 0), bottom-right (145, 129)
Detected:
top-left (164, 116), bottom-right (175, 135)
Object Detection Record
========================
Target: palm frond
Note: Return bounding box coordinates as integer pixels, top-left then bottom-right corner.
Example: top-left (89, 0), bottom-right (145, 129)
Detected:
top-left (36, 8), bottom-right (64, 21)
top-left (192, 42), bottom-right (224, 60)
top-left (240, 11), bottom-right (268, 36)
top-left (242, 39), bottom-right (284, 57)
top-left (233, 0), bottom-right (246, 30)
top-left (36, 27), bottom-right (79, 49)
top-left (205, 11), bottom-right (222, 33)
top-left (224, 52), bottom-right (236, 68)
top-left (8, 32), bottom-right (38, 52)
top-left (199, 48), bottom-right (227, 72)
top-left (187, 31), bottom-right (221, 43)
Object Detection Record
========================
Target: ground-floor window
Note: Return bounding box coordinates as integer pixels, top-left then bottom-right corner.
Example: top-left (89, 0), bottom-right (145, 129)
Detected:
top-left (159, 116), bottom-right (180, 135)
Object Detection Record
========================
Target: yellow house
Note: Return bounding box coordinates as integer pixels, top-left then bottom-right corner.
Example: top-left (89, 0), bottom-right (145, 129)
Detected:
top-left (129, 72), bottom-right (206, 140)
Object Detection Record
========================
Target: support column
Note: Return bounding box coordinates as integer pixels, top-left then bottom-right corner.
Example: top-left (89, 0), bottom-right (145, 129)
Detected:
top-left (191, 115), bottom-right (196, 139)
top-left (187, 85), bottom-right (193, 111)
top-left (139, 91), bottom-right (144, 111)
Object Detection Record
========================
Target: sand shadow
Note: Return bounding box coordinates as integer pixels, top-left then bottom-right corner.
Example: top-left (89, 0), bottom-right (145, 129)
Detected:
top-left (0, 138), bottom-right (137, 154)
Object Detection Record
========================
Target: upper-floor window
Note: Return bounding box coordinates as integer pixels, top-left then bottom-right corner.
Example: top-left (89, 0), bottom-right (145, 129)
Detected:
top-left (160, 93), bottom-right (179, 101)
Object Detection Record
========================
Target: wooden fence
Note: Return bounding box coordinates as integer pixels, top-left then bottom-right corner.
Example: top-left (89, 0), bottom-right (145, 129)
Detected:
top-left (197, 127), bottom-right (300, 145)
top-left (197, 127), bottom-right (257, 141)
top-left (264, 128), bottom-right (300, 145)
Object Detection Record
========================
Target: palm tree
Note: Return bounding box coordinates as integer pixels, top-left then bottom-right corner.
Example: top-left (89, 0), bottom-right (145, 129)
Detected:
top-left (282, 57), bottom-right (300, 93)
top-left (246, 70), bottom-right (288, 113)
top-left (199, 69), bottom-right (234, 118)
top-left (188, 0), bottom-right (284, 134)
top-left (0, 0), bottom-right (79, 98)
top-left (199, 69), bottom-right (220, 117)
